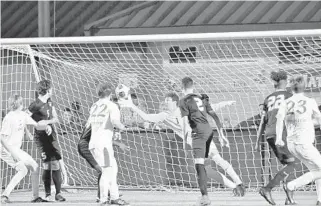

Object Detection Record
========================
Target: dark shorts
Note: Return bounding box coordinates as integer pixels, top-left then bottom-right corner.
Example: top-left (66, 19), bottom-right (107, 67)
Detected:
top-left (35, 131), bottom-right (62, 162)
top-left (267, 136), bottom-right (295, 165)
top-left (78, 140), bottom-right (98, 169)
top-left (192, 131), bottom-right (214, 159)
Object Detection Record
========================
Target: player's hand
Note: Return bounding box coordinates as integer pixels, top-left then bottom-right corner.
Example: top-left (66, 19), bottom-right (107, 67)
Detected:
top-left (45, 125), bottom-right (52, 135)
top-left (36, 120), bottom-right (49, 130)
top-left (118, 143), bottom-right (130, 152)
top-left (113, 132), bottom-right (122, 140)
top-left (26, 133), bottom-right (34, 141)
top-left (254, 142), bottom-right (259, 152)
top-left (219, 131), bottom-right (230, 148)
top-left (226, 101), bottom-right (236, 106)
top-left (275, 139), bottom-right (284, 147)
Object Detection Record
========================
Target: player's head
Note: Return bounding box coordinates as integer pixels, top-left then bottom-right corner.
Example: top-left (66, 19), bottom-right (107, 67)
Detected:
top-left (289, 75), bottom-right (305, 93)
top-left (181, 77), bottom-right (194, 94)
top-left (96, 83), bottom-right (112, 99)
top-left (165, 92), bottom-right (179, 111)
top-left (37, 80), bottom-right (52, 97)
top-left (200, 94), bottom-right (209, 103)
top-left (71, 101), bottom-right (81, 112)
top-left (8, 94), bottom-right (23, 111)
top-left (270, 71), bottom-right (288, 89)
top-left (110, 94), bottom-right (118, 103)
top-left (63, 108), bottom-right (72, 123)
top-left (131, 93), bottom-right (138, 106)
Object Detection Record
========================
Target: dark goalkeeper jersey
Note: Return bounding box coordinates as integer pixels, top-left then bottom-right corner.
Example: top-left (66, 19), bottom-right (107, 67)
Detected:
top-left (263, 90), bottom-right (292, 138)
top-left (28, 98), bottom-right (54, 134)
top-left (179, 93), bottom-right (213, 136)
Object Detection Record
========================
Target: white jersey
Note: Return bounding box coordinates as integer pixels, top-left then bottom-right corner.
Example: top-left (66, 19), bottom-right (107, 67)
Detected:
top-left (277, 93), bottom-right (321, 144)
top-left (0, 111), bottom-right (35, 149)
top-left (88, 98), bottom-right (120, 150)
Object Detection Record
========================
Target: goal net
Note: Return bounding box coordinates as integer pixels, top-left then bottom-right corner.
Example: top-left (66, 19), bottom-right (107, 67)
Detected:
top-left (1, 30), bottom-right (321, 192)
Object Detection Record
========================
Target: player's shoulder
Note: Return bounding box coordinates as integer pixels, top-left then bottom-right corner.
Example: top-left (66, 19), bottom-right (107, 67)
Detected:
top-left (29, 98), bottom-right (42, 110)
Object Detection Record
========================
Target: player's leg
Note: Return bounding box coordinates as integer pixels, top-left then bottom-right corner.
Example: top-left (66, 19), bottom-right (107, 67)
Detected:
top-left (1, 150), bottom-right (28, 203)
top-left (91, 147), bottom-right (113, 204)
top-left (286, 144), bottom-right (321, 203)
top-left (192, 135), bottom-right (211, 206)
top-left (316, 179), bottom-right (321, 205)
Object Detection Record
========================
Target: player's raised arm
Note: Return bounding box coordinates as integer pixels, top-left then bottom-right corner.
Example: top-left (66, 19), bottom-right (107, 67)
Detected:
top-left (275, 101), bottom-right (287, 147)
top-left (110, 104), bottom-right (127, 131)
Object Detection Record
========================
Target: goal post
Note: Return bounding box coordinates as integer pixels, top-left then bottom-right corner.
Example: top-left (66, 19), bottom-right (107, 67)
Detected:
top-left (1, 29), bottom-right (321, 191)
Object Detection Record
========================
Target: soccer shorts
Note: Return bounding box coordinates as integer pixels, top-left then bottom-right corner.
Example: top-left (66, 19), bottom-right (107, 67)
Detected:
top-left (1, 148), bottom-right (36, 169)
top-left (287, 143), bottom-right (321, 171)
top-left (34, 131), bottom-right (62, 162)
top-left (78, 140), bottom-right (99, 169)
top-left (90, 146), bottom-right (115, 168)
top-left (192, 131), bottom-right (214, 159)
top-left (267, 136), bottom-right (295, 165)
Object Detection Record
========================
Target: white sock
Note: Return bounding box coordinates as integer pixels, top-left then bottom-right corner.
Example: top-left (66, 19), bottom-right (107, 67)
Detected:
top-left (109, 161), bottom-right (119, 201)
top-left (288, 171), bottom-right (321, 190)
top-left (2, 163), bottom-right (28, 197)
top-left (316, 179), bottom-right (321, 202)
top-left (205, 165), bottom-right (236, 189)
top-left (31, 168), bottom-right (40, 199)
top-left (100, 167), bottom-right (112, 202)
top-left (212, 155), bottom-right (242, 185)
top-left (226, 166), bottom-right (242, 185)
top-left (221, 173), bottom-right (237, 189)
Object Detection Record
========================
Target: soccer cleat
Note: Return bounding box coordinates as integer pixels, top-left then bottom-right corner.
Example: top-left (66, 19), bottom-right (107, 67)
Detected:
top-left (1, 195), bottom-right (11, 204)
top-left (110, 198), bottom-right (130, 205)
top-left (193, 195), bottom-right (211, 206)
top-left (55, 193), bottom-right (66, 202)
top-left (236, 184), bottom-right (246, 197)
top-left (259, 187), bottom-right (276, 205)
top-left (285, 198), bottom-right (297, 205)
top-left (316, 200), bottom-right (321, 205)
top-left (31, 197), bottom-right (48, 203)
top-left (45, 195), bottom-right (54, 202)
top-left (283, 183), bottom-right (295, 205)
top-left (96, 197), bottom-right (100, 203)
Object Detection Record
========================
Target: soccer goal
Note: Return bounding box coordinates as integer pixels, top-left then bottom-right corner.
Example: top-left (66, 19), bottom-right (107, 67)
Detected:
top-left (1, 29), bottom-right (321, 192)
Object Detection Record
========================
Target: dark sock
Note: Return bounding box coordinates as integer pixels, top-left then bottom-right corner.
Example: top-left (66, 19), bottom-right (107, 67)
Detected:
top-left (266, 163), bottom-right (295, 190)
top-left (42, 170), bottom-right (51, 196)
top-left (97, 172), bottom-right (102, 199)
top-left (52, 170), bottom-right (62, 194)
top-left (195, 164), bottom-right (208, 196)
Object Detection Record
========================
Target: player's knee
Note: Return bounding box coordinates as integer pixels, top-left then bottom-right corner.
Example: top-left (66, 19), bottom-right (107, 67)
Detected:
top-left (194, 158), bottom-right (205, 165)
top-left (29, 160), bottom-right (39, 172)
top-left (212, 154), bottom-right (230, 171)
top-left (15, 161), bottom-right (28, 176)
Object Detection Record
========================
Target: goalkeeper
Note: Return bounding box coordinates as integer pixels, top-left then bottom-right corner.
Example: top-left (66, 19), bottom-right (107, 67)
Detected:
top-left (119, 92), bottom-right (245, 196)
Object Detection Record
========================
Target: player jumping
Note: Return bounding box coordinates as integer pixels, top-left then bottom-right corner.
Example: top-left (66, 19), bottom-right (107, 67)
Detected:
top-left (28, 80), bottom-right (66, 202)
top-left (256, 71), bottom-right (296, 205)
top-left (86, 83), bottom-right (129, 205)
top-left (276, 75), bottom-right (321, 205)
top-left (179, 77), bottom-right (245, 205)
top-left (1, 94), bottom-right (48, 203)
top-left (119, 91), bottom-right (245, 196)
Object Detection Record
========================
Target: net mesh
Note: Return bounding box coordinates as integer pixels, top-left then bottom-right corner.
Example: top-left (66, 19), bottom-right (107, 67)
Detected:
top-left (1, 34), bottom-right (321, 191)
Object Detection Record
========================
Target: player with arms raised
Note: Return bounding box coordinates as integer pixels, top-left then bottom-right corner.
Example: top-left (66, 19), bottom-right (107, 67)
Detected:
top-left (28, 80), bottom-right (65, 202)
top-left (86, 83), bottom-right (129, 205)
top-left (179, 77), bottom-right (245, 205)
top-left (276, 75), bottom-right (321, 205)
top-left (256, 71), bottom-right (296, 205)
top-left (1, 95), bottom-right (48, 203)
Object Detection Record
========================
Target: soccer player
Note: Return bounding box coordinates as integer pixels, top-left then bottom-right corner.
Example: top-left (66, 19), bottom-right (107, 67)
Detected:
top-left (179, 77), bottom-right (245, 205)
top-left (28, 80), bottom-right (66, 202)
top-left (119, 92), bottom-right (245, 197)
top-left (86, 83), bottom-right (129, 205)
top-left (256, 71), bottom-right (296, 205)
top-left (276, 75), bottom-right (321, 205)
top-left (1, 94), bottom-right (47, 203)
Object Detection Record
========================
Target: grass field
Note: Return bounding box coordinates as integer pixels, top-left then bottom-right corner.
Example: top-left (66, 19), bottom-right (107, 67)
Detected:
top-left (5, 190), bottom-right (318, 206)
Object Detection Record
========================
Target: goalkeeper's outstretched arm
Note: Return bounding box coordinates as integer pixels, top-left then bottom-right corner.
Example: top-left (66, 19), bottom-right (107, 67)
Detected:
top-left (121, 103), bottom-right (168, 123)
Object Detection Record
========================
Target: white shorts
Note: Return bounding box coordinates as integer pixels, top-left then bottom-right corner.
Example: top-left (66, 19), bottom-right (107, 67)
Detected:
top-left (287, 142), bottom-right (321, 172)
top-left (90, 147), bottom-right (115, 167)
top-left (1, 148), bottom-right (36, 169)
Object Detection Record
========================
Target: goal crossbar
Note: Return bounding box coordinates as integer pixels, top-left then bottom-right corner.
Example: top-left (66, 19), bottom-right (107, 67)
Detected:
top-left (1, 29), bottom-right (321, 45)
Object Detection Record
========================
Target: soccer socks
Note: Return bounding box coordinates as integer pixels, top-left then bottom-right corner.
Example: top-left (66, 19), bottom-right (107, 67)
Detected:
top-left (52, 170), bottom-right (62, 194)
top-left (100, 167), bottom-right (113, 202)
top-left (195, 164), bottom-right (208, 196)
top-left (97, 172), bottom-right (102, 199)
top-left (288, 171), bottom-right (321, 191)
top-left (205, 165), bottom-right (236, 189)
top-left (2, 162), bottom-right (28, 197)
top-left (266, 162), bottom-right (295, 190)
top-left (42, 170), bottom-right (52, 196)
top-left (212, 154), bottom-right (242, 185)
top-left (109, 163), bottom-right (120, 201)
top-left (31, 167), bottom-right (40, 199)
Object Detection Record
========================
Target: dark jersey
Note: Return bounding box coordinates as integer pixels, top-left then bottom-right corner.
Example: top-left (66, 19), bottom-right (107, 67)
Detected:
top-left (179, 93), bottom-right (213, 135)
top-left (263, 90), bottom-right (292, 137)
top-left (28, 98), bottom-right (54, 133)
